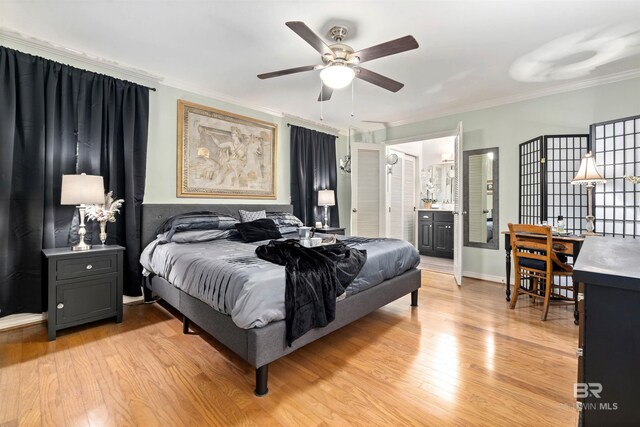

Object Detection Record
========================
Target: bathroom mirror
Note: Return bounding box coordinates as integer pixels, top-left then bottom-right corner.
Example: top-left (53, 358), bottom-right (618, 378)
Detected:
top-left (463, 147), bottom-right (499, 249)
top-left (428, 163), bottom-right (455, 203)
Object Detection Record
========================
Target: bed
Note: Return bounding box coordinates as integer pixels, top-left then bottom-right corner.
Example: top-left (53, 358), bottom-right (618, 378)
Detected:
top-left (140, 203), bottom-right (421, 396)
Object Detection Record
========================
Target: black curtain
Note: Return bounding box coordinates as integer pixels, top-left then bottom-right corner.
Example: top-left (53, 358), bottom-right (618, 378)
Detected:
top-left (290, 125), bottom-right (339, 227)
top-left (0, 46), bottom-right (149, 317)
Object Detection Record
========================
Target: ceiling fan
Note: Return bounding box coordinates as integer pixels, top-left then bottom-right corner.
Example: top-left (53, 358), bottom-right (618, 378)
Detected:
top-left (258, 21), bottom-right (419, 101)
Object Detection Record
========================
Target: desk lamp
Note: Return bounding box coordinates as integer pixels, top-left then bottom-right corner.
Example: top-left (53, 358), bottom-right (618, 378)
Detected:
top-left (571, 152), bottom-right (606, 235)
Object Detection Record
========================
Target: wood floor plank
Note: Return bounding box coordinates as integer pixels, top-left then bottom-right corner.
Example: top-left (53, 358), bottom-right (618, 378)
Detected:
top-left (0, 271), bottom-right (579, 426)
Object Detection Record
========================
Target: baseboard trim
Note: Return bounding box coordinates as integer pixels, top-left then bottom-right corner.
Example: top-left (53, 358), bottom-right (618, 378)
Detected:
top-left (463, 271), bottom-right (504, 284)
top-left (0, 312), bottom-right (47, 331)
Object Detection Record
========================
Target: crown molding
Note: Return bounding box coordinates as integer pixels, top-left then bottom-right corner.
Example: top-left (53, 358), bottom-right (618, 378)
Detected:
top-left (388, 67), bottom-right (640, 128)
top-left (0, 26), bottom-right (287, 119)
top-left (0, 26), bottom-right (164, 84)
top-left (160, 76), bottom-right (285, 119)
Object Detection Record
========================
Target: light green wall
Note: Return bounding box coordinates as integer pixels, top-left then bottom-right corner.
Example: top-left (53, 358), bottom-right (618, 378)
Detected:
top-left (340, 77), bottom-right (640, 280)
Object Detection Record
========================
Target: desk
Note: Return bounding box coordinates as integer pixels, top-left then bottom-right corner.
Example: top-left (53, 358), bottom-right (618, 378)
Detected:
top-left (503, 231), bottom-right (584, 321)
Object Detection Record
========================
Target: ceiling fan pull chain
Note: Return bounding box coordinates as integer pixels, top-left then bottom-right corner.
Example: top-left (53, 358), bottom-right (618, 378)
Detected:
top-left (351, 79), bottom-right (355, 117)
top-left (320, 80), bottom-right (324, 120)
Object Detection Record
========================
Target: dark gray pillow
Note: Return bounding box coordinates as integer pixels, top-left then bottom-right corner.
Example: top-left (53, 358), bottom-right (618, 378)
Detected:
top-left (235, 218), bottom-right (282, 243)
top-left (239, 209), bottom-right (266, 223)
top-left (164, 229), bottom-right (240, 243)
top-left (156, 212), bottom-right (239, 240)
top-left (266, 212), bottom-right (304, 228)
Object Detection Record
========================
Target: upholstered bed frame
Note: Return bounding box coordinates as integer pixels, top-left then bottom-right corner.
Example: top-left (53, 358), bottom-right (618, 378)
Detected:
top-left (141, 203), bottom-right (421, 396)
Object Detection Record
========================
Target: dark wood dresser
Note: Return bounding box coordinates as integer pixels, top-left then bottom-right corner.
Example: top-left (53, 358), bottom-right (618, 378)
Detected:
top-left (42, 245), bottom-right (124, 340)
top-left (573, 236), bottom-right (640, 426)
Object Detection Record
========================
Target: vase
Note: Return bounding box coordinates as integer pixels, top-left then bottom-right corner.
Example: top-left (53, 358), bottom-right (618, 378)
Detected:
top-left (423, 201), bottom-right (432, 209)
top-left (99, 221), bottom-right (107, 245)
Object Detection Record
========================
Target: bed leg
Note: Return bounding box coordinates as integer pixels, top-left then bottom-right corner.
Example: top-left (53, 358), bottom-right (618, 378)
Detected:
top-left (183, 316), bottom-right (190, 334)
top-left (255, 365), bottom-right (269, 396)
top-left (411, 289), bottom-right (418, 307)
top-left (143, 281), bottom-right (153, 302)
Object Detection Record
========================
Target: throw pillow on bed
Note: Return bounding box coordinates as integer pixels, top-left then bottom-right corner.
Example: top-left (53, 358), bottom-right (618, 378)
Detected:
top-left (164, 229), bottom-right (240, 243)
top-left (266, 212), bottom-right (304, 228)
top-left (235, 218), bottom-right (282, 243)
top-left (238, 209), bottom-right (266, 222)
top-left (156, 212), bottom-right (239, 240)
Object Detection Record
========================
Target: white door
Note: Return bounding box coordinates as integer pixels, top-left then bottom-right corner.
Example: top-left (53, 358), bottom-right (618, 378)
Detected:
top-left (402, 154), bottom-right (417, 246)
top-left (386, 149), bottom-right (418, 245)
top-left (453, 122), bottom-right (464, 285)
top-left (351, 143), bottom-right (385, 237)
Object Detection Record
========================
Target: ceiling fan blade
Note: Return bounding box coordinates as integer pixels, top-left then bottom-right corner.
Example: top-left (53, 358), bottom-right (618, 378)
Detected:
top-left (317, 85), bottom-right (333, 102)
top-left (356, 67), bottom-right (404, 92)
top-left (257, 65), bottom-right (320, 79)
top-left (352, 35), bottom-right (419, 64)
top-left (286, 21), bottom-right (333, 56)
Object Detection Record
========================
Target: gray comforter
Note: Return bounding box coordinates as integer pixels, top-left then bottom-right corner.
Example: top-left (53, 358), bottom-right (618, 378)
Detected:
top-left (140, 232), bottom-right (419, 329)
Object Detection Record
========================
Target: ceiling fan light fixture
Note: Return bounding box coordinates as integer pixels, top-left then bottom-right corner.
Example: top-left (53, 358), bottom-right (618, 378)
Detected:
top-left (320, 64), bottom-right (355, 89)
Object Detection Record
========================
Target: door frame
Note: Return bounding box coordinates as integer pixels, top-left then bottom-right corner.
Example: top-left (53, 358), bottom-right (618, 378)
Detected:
top-left (385, 126), bottom-right (463, 283)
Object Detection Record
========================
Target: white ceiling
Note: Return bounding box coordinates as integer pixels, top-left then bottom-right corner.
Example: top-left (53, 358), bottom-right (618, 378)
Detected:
top-left (2, 0), bottom-right (640, 131)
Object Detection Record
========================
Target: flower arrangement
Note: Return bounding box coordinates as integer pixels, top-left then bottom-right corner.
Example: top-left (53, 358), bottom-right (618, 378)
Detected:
top-left (420, 172), bottom-right (439, 203)
top-left (85, 191), bottom-right (124, 223)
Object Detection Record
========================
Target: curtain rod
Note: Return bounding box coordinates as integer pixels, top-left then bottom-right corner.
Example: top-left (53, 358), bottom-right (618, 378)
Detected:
top-left (287, 123), bottom-right (339, 138)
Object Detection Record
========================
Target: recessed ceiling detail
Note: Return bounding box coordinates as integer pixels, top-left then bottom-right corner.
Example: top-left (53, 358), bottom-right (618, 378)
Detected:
top-left (510, 22), bottom-right (640, 82)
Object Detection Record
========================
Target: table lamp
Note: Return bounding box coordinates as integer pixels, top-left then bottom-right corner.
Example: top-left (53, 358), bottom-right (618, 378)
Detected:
top-left (318, 189), bottom-right (335, 229)
top-left (571, 152), bottom-right (606, 235)
top-left (61, 173), bottom-right (105, 251)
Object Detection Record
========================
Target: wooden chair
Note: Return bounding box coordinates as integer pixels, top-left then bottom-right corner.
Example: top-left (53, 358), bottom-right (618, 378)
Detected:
top-left (508, 223), bottom-right (574, 320)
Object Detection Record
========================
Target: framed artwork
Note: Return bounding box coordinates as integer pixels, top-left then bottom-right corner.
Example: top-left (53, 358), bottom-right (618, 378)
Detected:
top-left (177, 100), bottom-right (277, 198)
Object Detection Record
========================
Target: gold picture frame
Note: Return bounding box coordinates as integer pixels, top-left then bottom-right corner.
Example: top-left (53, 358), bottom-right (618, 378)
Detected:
top-left (177, 100), bottom-right (277, 199)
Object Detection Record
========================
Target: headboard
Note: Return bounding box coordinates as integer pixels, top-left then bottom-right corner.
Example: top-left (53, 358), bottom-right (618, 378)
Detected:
top-left (141, 203), bottom-right (294, 247)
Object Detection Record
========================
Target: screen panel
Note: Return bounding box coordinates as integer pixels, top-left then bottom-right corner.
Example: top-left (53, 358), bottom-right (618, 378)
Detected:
top-left (544, 135), bottom-right (589, 235)
top-left (519, 137), bottom-right (543, 225)
top-left (592, 115), bottom-right (640, 238)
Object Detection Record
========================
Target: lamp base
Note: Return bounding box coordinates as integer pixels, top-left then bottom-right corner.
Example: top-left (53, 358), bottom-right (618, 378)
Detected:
top-left (71, 241), bottom-right (92, 251)
top-left (71, 205), bottom-right (92, 251)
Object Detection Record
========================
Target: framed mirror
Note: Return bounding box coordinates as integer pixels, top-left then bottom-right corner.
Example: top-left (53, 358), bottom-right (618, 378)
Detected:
top-left (463, 147), bottom-right (499, 249)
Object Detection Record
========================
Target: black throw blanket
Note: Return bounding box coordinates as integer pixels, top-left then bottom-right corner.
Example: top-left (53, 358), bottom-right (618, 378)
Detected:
top-left (255, 240), bottom-right (367, 345)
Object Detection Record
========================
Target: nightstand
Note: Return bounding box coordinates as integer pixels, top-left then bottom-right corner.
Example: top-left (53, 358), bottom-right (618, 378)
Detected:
top-left (314, 226), bottom-right (346, 235)
top-left (42, 245), bottom-right (124, 341)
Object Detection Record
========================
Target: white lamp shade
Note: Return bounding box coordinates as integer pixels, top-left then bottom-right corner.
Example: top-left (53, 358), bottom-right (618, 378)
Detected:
top-left (61, 174), bottom-right (105, 205)
top-left (318, 189), bottom-right (335, 206)
top-left (320, 65), bottom-right (355, 89)
top-left (571, 152), bottom-right (606, 185)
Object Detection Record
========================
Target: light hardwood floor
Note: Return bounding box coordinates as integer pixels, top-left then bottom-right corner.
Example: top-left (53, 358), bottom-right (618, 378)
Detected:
top-left (0, 272), bottom-right (578, 426)
top-left (418, 255), bottom-right (454, 275)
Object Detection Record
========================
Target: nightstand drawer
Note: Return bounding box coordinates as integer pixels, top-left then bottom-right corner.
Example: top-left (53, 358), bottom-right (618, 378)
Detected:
top-left (56, 254), bottom-right (117, 280)
top-left (55, 276), bottom-right (118, 326)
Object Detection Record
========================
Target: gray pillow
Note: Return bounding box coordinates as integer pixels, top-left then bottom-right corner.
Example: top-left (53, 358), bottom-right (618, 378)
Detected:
top-left (266, 212), bottom-right (304, 227)
top-left (239, 209), bottom-right (266, 222)
top-left (166, 229), bottom-right (239, 243)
